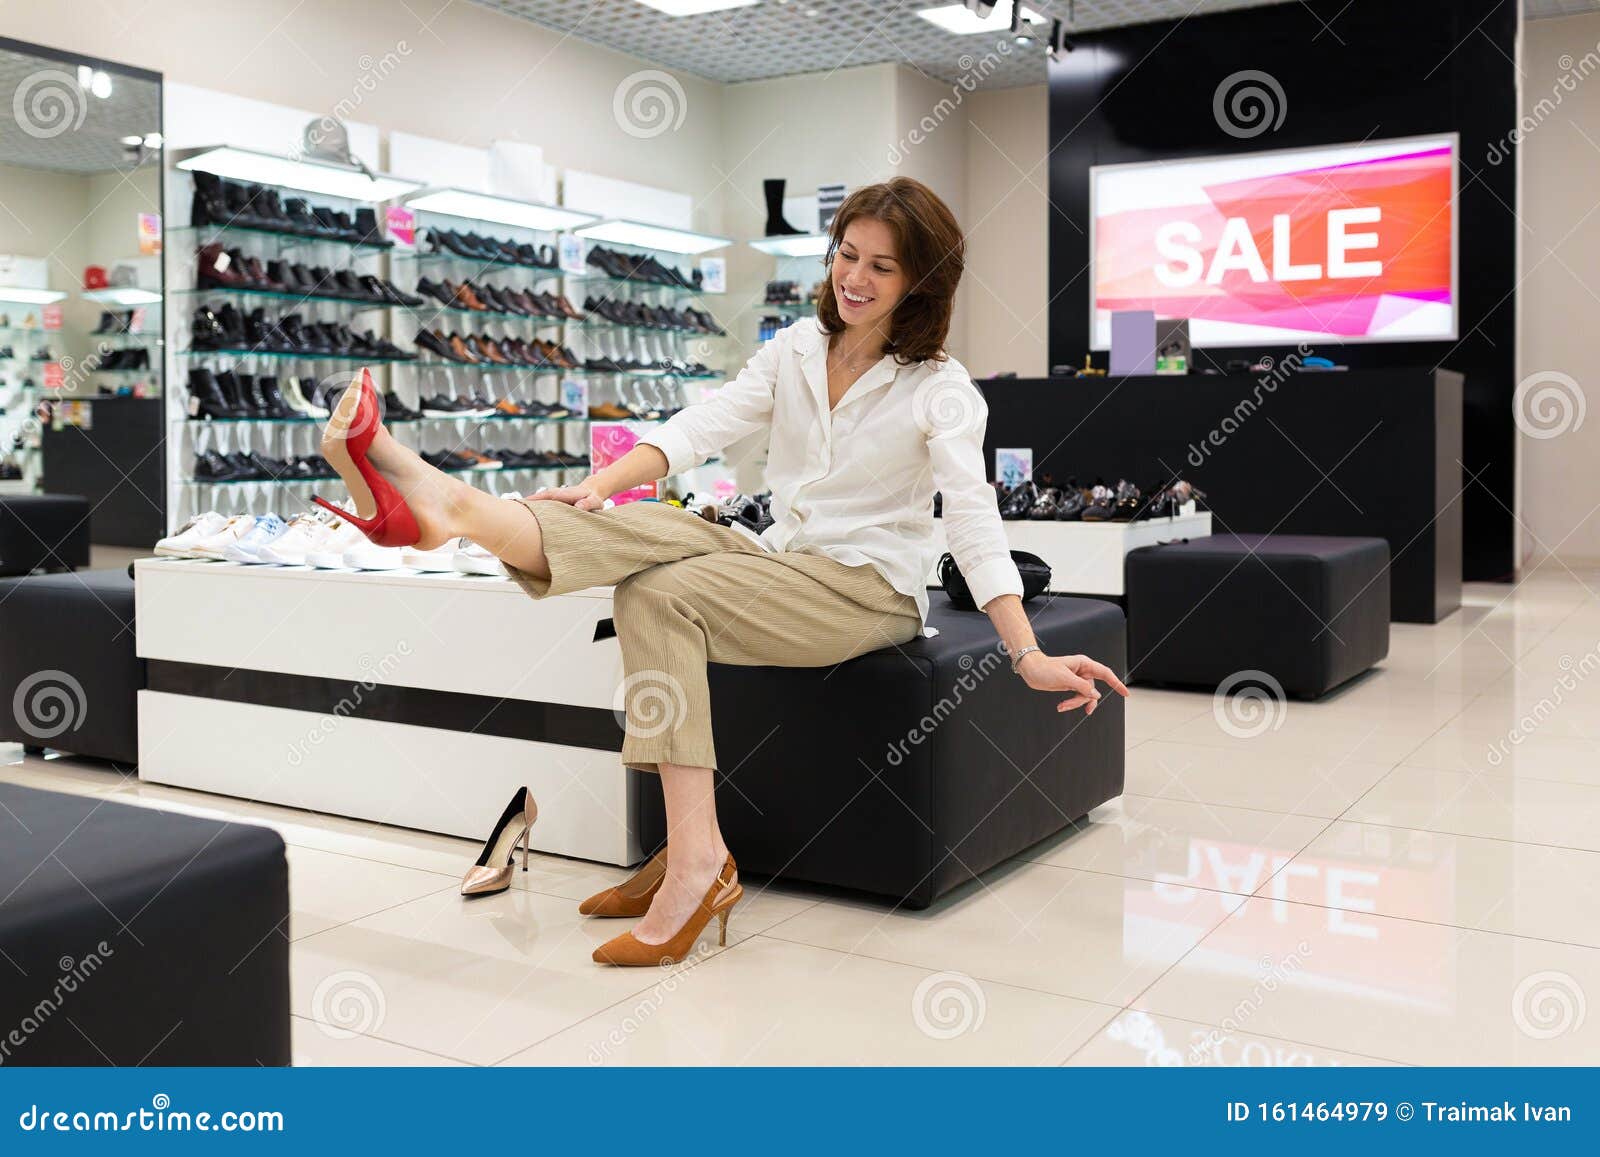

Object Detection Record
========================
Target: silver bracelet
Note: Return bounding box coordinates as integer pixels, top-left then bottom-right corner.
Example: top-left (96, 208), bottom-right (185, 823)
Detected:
top-left (1008, 644), bottom-right (1041, 674)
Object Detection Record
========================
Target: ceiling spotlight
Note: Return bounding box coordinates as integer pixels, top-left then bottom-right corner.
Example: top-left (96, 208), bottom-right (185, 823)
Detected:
top-left (1048, 17), bottom-right (1074, 58)
top-left (90, 70), bottom-right (112, 99)
top-left (964, 0), bottom-right (997, 15)
top-left (143, 132), bottom-right (163, 149)
top-left (119, 135), bottom-right (142, 146)
top-left (77, 65), bottom-right (92, 88)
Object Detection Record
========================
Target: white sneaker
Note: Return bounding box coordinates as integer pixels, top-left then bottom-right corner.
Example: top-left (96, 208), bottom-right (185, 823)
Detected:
top-left (305, 520), bottom-right (370, 569)
top-left (187, 514), bottom-right (259, 560)
top-left (155, 511), bottom-right (229, 558)
top-left (253, 513), bottom-right (333, 565)
top-left (342, 540), bottom-right (407, 570)
top-left (221, 513), bottom-right (291, 563)
top-left (401, 539), bottom-right (463, 571)
top-left (452, 538), bottom-right (505, 577)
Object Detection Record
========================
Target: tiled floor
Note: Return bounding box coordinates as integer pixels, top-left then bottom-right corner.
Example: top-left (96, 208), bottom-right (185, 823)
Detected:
top-left (6, 569), bottom-right (1600, 1066)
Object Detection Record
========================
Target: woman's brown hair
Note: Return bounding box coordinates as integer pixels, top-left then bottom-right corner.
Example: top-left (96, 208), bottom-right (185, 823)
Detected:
top-left (816, 177), bottom-right (964, 365)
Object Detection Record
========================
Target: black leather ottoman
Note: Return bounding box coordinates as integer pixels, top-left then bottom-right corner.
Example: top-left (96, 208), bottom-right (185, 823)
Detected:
top-left (0, 569), bottom-right (143, 764)
top-left (1126, 533), bottom-right (1390, 699)
top-left (0, 783), bottom-right (289, 1065)
top-left (639, 592), bottom-right (1126, 909)
top-left (0, 494), bottom-right (90, 575)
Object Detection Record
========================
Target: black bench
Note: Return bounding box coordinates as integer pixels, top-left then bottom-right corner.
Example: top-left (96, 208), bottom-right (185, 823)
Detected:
top-left (640, 591), bottom-right (1127, 908)
top-left (0, 783), bottom-right (289, 1065)
top-left (1125, 533), bottom-right (1390, 699)
top-left (0, 568), bottom-right (144, 764)
top-left (0, 494), bottom-right (90, 575)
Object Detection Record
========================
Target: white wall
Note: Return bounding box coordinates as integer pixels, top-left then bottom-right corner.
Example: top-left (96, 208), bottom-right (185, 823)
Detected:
top-left (1519, 13), bottom-right (1600, 566)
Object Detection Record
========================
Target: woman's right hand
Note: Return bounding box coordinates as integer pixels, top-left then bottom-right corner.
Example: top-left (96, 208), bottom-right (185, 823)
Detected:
top-left (531, 478), bottom-right (608, 511)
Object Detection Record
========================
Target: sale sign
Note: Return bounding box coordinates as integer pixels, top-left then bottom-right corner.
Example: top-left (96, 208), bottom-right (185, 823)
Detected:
top-left (1091, 135), bottom-right (1456, 348)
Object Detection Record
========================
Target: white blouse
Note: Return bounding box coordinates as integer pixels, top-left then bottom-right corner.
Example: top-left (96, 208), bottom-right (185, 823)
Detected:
top-left (641, 317), bottom-right (1023, 625)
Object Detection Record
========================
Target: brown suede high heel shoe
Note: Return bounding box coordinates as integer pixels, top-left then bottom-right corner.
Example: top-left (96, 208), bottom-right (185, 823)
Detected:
top-left (591, 854), bottom-right (741, 966)
top-left (578, 849), bottom-right (667, 917)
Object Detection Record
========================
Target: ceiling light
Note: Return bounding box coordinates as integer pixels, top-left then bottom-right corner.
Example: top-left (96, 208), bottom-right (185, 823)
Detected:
top-left (0, 287), bottom-right (69, 306)
top-left (748, 233), bottom-right (831, 258)
top-left (176, 145), bottom-right (423, 203)
top-left (77, 65), bottom-right (92, 88)
top-left (917, 2), bottom-right (1044, 34)
top-left (404, 188), bottom-right (599, 232)
top-left (120, 135), bottom-right (143, 146)
top-left (143, 132), bottom-right (163, 149)
top-left (90, 70), bottom-right (112, 99)
top-left (574, 219), bottom-right (731, 255)
top-left (633, 0), bottom-right (761, 15)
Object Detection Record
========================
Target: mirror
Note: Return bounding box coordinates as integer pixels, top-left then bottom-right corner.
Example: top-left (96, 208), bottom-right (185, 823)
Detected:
top-left (0, 38), bottom-right (163, 551)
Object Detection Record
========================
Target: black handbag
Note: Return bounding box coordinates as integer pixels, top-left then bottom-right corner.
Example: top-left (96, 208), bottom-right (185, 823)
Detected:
top-left (938, 550), bottom-right (1052, 612)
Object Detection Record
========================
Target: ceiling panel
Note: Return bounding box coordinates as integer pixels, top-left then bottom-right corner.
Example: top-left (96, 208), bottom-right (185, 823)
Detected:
top-left (0, 49), bottom-right (161, 175)
top-left (470, 0), bottom-right (1301, 88)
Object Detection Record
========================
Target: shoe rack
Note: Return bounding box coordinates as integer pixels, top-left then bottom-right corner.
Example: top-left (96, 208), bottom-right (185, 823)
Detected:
top-left (0, 306), bottom-right (58, 494)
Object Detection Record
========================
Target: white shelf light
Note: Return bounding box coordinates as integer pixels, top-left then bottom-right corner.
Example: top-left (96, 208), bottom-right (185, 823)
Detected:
top-left (175, 146), bottom-right (423, 203)
top-left (748, 233), bottom-right (831, 258)
top-left (0, 287), bottom-right (68, 305)
top-left (403, 188), bottom-right (598, 232)
top-left (82, 287), bottom-right (164, 306)
top-left (573, 219), bottom-right (731, 255)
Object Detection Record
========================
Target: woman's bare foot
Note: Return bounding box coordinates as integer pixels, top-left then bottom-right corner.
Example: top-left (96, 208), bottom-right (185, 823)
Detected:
top-left (630, 842), bottom-right (731, 944)
top-left (319, 390), bottom-right (473, 550)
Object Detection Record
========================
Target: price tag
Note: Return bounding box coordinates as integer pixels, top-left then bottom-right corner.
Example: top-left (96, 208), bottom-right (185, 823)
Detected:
top-left (41, 304), bottom-right (63, 331)
top-left (698, 257), bottom-right (726, 294)
top-left (138, 212), bottom-right (163, 255)
top-left (42, 362), bottom-right (64, 390)
top-left (385, 205), bottom-right (416, 250)
top-left (561, 377), bottom-right (588, 413)
top-left (559, 235), bottom-right (586, 275)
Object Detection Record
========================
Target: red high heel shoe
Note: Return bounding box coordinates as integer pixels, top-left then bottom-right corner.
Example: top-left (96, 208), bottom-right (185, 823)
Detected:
top-left (311, 368), bottom-right (420, 547)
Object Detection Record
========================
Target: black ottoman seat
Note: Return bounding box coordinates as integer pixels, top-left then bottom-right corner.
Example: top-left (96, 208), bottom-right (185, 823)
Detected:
top-left (0, 783), bottom-right (289, 1066)
top-left (1125, 533), bottom-right (1390, 699)
top-left (0, 494), bottom-right (90, 575)
top-left (640, 591), bottom-right (1127, 908)
top-left (0, 568), bottom-right (143, 764)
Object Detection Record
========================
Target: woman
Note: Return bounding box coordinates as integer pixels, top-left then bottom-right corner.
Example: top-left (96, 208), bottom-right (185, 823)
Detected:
top-left (313, 177), bottom-right (1129, 967)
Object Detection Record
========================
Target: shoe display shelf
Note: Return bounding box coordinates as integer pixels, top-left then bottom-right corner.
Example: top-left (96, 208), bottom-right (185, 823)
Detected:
top-left (165, 162), bottom-right (413, 533)
top-left (83, 303), bottom-right (164, 394)
top-left (926, 509), bottom-right (1214, 598)
top-left (0, 322), bottom-right (54, 495)
top-left (134, 557), bottom-right (643, 865)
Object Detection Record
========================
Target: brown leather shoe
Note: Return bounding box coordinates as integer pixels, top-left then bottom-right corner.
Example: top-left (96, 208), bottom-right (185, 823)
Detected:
top-left (578, 849), bottom-right (667, 917)
top-left (588, 401), bottom-right (633, 420)
top-left (473, 334), bottom-right (508, 364)
top-left (554, 293), bottom-right (586, 320)
top-left (448, 332), bottom-right (480, 363)
top-left (453, 281), bottom-right (488, 311)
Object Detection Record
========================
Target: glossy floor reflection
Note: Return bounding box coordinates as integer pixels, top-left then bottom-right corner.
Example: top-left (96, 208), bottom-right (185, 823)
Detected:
top-left (5, 570), bottom-right (1600, 1065)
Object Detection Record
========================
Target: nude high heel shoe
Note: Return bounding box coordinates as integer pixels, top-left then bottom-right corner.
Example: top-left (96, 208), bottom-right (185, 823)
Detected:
top-left (578, 849), bottom-right (667, 917)
top-left (591, 854), bottom-right (740, 966)
top-left (460, 786), bottom-right (537, 897)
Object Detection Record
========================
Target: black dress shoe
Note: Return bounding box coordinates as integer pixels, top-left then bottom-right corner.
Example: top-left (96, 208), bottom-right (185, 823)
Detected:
top-left (999, 481), bottom-right (1037, 520)
top-left (1080, 482), bottom-right (1117, 522)
top-left (191, 306), bottom-right (229, 350)
top-left (352, 207), bottom-right (391, 248)
top-left (186, 368), bottom-right (242, 420)
top-left (414, 329), bottom-right (456, 362)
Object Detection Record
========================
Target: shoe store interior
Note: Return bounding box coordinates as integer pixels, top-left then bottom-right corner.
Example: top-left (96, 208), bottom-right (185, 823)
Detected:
top-left (2, 0), bottom-right (1599, 1077)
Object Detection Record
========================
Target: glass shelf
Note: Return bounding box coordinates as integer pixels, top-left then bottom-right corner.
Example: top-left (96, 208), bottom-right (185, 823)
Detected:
top-left (760, 302), bottom-right (812, 315)
top-left (398, 301), bottom-right (568, 325)
top-left (178, 347), bottom-right (417, 365)
top-left (393, 249), bottom-right (563, 276)
top-left (401, 358), bottom-right (567, 375)
top-left (87, 366), bottom-right (157, 375)
top-left (0, 327), bottom-right (51, 337)
top-left (573, 318), bottom-right (725, 338)
top-left (182, 462), bottom-right (587, 486)
top-left (562, 270), bottom-right (720, 298)
top-left (172, 286), bottom-right (393, 312)
top-left (170, 222), bottom-right (390, 255)
top-left (582, 367), bottom-right (723, 380)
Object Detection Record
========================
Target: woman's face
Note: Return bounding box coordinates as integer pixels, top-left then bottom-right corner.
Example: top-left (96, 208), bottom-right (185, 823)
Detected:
top-left (832, 216), bottom-right (907, 333)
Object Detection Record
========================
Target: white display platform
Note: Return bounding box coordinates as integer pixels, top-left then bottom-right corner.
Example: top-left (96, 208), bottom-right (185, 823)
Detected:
top-left (927, 511), bottom-right (1212, 597)
top-left (134, 558), bottom-right (641, 865)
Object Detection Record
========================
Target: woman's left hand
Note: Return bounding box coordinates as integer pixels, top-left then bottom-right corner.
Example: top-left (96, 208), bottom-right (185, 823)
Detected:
top-left (1017, 652), bottom-right (1131, 715)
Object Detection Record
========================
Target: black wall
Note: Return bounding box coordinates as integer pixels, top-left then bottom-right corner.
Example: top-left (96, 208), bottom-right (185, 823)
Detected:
top-left (1045, 0), bottom-right (1517, 581)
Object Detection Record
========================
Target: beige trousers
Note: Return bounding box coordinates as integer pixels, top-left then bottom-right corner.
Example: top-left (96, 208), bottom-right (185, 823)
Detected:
top-left (504, 499), bottom-right (922, 771)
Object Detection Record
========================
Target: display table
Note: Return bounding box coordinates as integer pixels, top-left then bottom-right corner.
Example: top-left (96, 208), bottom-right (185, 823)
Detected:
top-left (927, 511), bottom-right (1211, 597)
top-left (134, 558), bottom-right (640, 865)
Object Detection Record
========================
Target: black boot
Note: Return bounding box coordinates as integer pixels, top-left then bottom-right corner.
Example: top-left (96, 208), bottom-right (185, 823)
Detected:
top-left (763, 178), bottom-right (804, 236)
